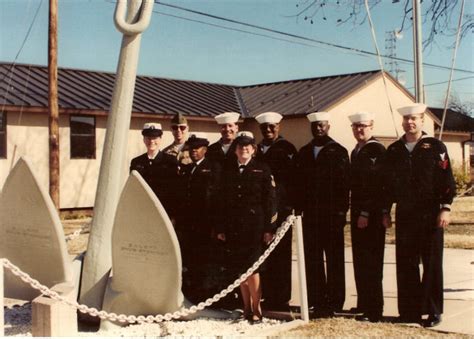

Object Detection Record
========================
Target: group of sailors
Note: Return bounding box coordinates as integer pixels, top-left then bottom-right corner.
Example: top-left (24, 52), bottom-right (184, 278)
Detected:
top-left (130, 103), bottom-right (455, 327)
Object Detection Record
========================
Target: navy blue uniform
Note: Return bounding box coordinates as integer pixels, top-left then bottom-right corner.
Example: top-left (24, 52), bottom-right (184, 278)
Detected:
top-left (295, 136), bottom-right (350, 313)
top-left (350, 138), bottom-right (386, 319)
top-left (207, 140), bottom-right (237, 169)
top-left (178, 158), bottom-right (222, 303)
top-left (256, 136), bottom-right (297, 308)
top-left (130, 152), bottom-right (179, 218)
top-left (217, 159), bottom-right (276, 278)
top-left (384, 134), bottom-right (456, 319)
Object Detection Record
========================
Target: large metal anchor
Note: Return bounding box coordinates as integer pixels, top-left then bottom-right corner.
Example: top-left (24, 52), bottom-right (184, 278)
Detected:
top-left (79, 0), bottom-right (154, 316)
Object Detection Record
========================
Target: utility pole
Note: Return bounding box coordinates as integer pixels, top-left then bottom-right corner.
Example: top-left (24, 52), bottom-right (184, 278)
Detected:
top-left (412, 0), bottom-right (424, 103)
top-left (48, 0), bottom-right (60, 210)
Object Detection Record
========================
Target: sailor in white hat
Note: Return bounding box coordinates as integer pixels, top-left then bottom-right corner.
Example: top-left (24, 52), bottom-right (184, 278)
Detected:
top-left (384, 103), bottom-right (455, 327)
top-left (294, 111), bottom-right (350, 316)
top-left (207, 112), bottom-right (240, 166)
top-left (347, 111), bottom-right (387, 322)
top-left (254, 111), bottom-right (297, 311)
top-left (130, 122), bottom-right (179, 219)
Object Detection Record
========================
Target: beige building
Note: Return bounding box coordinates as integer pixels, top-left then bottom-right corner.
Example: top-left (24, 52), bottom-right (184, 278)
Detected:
top-left (0, 63), bottom-right (470, 210)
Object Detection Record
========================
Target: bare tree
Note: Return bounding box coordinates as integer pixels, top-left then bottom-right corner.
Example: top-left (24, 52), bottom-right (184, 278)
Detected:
top-left (292, 0), bottom-right (473, 49)
top-left (448, 93), bottom-right (474, 116)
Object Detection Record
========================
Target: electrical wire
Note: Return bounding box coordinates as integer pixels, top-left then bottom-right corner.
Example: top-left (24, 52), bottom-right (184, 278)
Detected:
top-left (153, 0), bottom-right (474, 75)
top-left (364, 0), bottom-right (399, 138)
top-left (439, 0), bottom-right (466, 140)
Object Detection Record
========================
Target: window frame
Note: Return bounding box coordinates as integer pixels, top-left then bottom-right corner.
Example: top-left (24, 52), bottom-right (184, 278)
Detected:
top-left (70, 114), bottom-right (96, 159)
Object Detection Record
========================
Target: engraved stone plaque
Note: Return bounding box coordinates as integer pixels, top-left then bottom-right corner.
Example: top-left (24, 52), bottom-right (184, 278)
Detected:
top-left (101, 171), bottom-right (183, 326)
top-left (0, 158), bottom-right (72, 300)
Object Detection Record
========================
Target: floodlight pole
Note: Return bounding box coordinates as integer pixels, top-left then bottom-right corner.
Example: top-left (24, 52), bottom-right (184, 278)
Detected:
top-left (412, 0), bottom-right (424, 103)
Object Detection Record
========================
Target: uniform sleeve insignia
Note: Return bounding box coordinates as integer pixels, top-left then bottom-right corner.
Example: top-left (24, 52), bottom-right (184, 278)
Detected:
top-left (271, 213), bottom-right (278, 224)
top-left (421, 143), bottom-right (431, 149)
top-left (252, 169), bottom-right (263, 173)
top-left (439, 153), bottom-right (448, 169)
top-left (271, 175), bottom-right (276, 187)
top-left (201, 169), bottom-right (211, 173)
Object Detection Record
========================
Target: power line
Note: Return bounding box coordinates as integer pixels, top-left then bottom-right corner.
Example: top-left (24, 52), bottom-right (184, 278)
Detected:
top-left (406, 76), bottom-right (474, 89)
top-left (154, 0), bottom-right (474, 75)
top-left (0, 0), bottom-right (44, 83)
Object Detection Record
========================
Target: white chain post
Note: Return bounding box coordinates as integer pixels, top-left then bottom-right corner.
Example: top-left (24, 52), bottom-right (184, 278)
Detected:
top-left (294, 216), bottom-right (309, 322)
top-left (1, 258), bottom-right (4, 336)
top-left (2, 215), bottom-right (297, 325)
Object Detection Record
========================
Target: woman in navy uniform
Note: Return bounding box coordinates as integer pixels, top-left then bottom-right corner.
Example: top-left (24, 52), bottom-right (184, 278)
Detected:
top-left (383, 104), bottom-right (456, 327)
top-left (216, 131), bottom-right (276, 323)
top-left (348, 112), bottom-right (387, 322)
top-left (130, 123), bottom-right (179, 219)
top-left (295, 112), bottom-right (350, 318)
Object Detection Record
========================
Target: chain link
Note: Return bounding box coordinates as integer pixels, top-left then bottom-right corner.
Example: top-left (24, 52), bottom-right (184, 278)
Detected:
top-left (65, 229), bottom-right (82, 241)
top-left (2, 214), bottom-right (296, 325)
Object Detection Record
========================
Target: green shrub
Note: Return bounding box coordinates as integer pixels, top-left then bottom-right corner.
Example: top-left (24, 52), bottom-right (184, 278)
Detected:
top-left (451, 162), bottom-right (471, 194)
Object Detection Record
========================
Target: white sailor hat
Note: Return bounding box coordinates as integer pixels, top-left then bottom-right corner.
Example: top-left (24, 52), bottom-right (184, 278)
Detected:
top-left (142, 122), bottom-right (163, 137)
top-left (234, 131), bottom-right (255, 145)
top-left (186, 132), bottom-right (209, 148)
top-left (397, 103), bottom-right (427, 116)
top-left (348, 112), bottom-right (375, 123)
top-left (214, 112), bottom-right (240, 125)
top-left (255, 112), bottom-right (283, 124)
top-left (307, 111), bottom-right (331, 123)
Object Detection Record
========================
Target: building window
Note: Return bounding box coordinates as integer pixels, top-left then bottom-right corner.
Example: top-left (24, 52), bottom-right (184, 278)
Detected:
top-left (0, 112), bottom-right (6, 158)
top-left (70, 115), bottom-right (95, 159)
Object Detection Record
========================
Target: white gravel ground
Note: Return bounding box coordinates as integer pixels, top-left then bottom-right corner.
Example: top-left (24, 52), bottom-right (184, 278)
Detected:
top-left (4, 303), bottom-right (284, 337)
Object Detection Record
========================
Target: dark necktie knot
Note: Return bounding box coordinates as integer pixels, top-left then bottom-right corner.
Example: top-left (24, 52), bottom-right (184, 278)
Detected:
top-left (239, 165), bottom-right (246, 169)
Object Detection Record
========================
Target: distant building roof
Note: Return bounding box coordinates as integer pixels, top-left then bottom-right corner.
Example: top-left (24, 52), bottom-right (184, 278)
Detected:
top-left (238, 70), bottom-right (383, 117)
top-left (0, 63), bottom-right (240, 117)
top-left (430, 107), bottom-right (474, 133)
top-left (0, 63), bottom-right (398, 120)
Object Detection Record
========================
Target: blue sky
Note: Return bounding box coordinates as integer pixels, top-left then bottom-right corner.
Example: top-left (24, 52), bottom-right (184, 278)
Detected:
top-left (0, 0), bottom-right (472, 108)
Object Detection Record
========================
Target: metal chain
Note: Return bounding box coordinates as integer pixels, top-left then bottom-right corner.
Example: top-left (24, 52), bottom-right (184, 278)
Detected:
top-left (2, 214), bottom-right (296, 325)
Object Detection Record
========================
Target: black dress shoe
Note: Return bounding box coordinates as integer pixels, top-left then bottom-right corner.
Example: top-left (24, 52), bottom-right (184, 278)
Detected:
top-left (423, 314), bottom-right (442, 328)
top-left (368, 313), bottom-right (383, 323)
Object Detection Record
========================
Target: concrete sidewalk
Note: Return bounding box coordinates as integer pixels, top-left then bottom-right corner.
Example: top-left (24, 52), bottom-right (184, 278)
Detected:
top-left (289, 245), bottom-right (474, 335)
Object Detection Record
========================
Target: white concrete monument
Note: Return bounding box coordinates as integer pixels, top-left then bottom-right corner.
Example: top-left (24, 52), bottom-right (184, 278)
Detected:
top-left (0, 158), bottom-right (73, 300)
top-left (100, 171), bottom-right (183, 329)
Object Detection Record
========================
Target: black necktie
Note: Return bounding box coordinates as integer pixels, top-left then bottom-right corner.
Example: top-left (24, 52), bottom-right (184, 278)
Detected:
top-left (239, 164), bottom-right (246, 174)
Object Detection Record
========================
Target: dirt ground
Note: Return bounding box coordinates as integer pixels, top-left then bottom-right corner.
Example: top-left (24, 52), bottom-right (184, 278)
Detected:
top-left (61, 196), bottom-right (473, 337)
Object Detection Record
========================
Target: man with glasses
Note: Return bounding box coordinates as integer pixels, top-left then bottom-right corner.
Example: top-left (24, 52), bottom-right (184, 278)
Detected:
top-left (295, 112), bottom-right (350, 318)
top-left (254, 111), bottom-right (297, 312)
top-left (383, 103), bottom-right (455, 327)
top-left (207, 112), bottom-right (240, 168)
top-left (348, 112), bottom-right (387, 323)
top-left (163, 113), bottom-right (192, 166)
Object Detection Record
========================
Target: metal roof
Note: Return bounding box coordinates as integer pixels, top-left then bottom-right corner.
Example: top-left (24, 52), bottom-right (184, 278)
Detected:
top-left (238, 70), bottom-right (382, 118)
top-left (430, 107), bottom-right (474, 133)
top-left (0, 63), bottom-right (240, 117)
top-left (0, 63), bottom-right (385, 119)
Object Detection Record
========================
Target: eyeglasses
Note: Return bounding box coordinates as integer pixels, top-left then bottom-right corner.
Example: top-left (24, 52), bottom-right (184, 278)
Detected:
top-left (351, 123), bottom-right (372, 129)
top-left (172, 125), bottom-right (187, 131)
